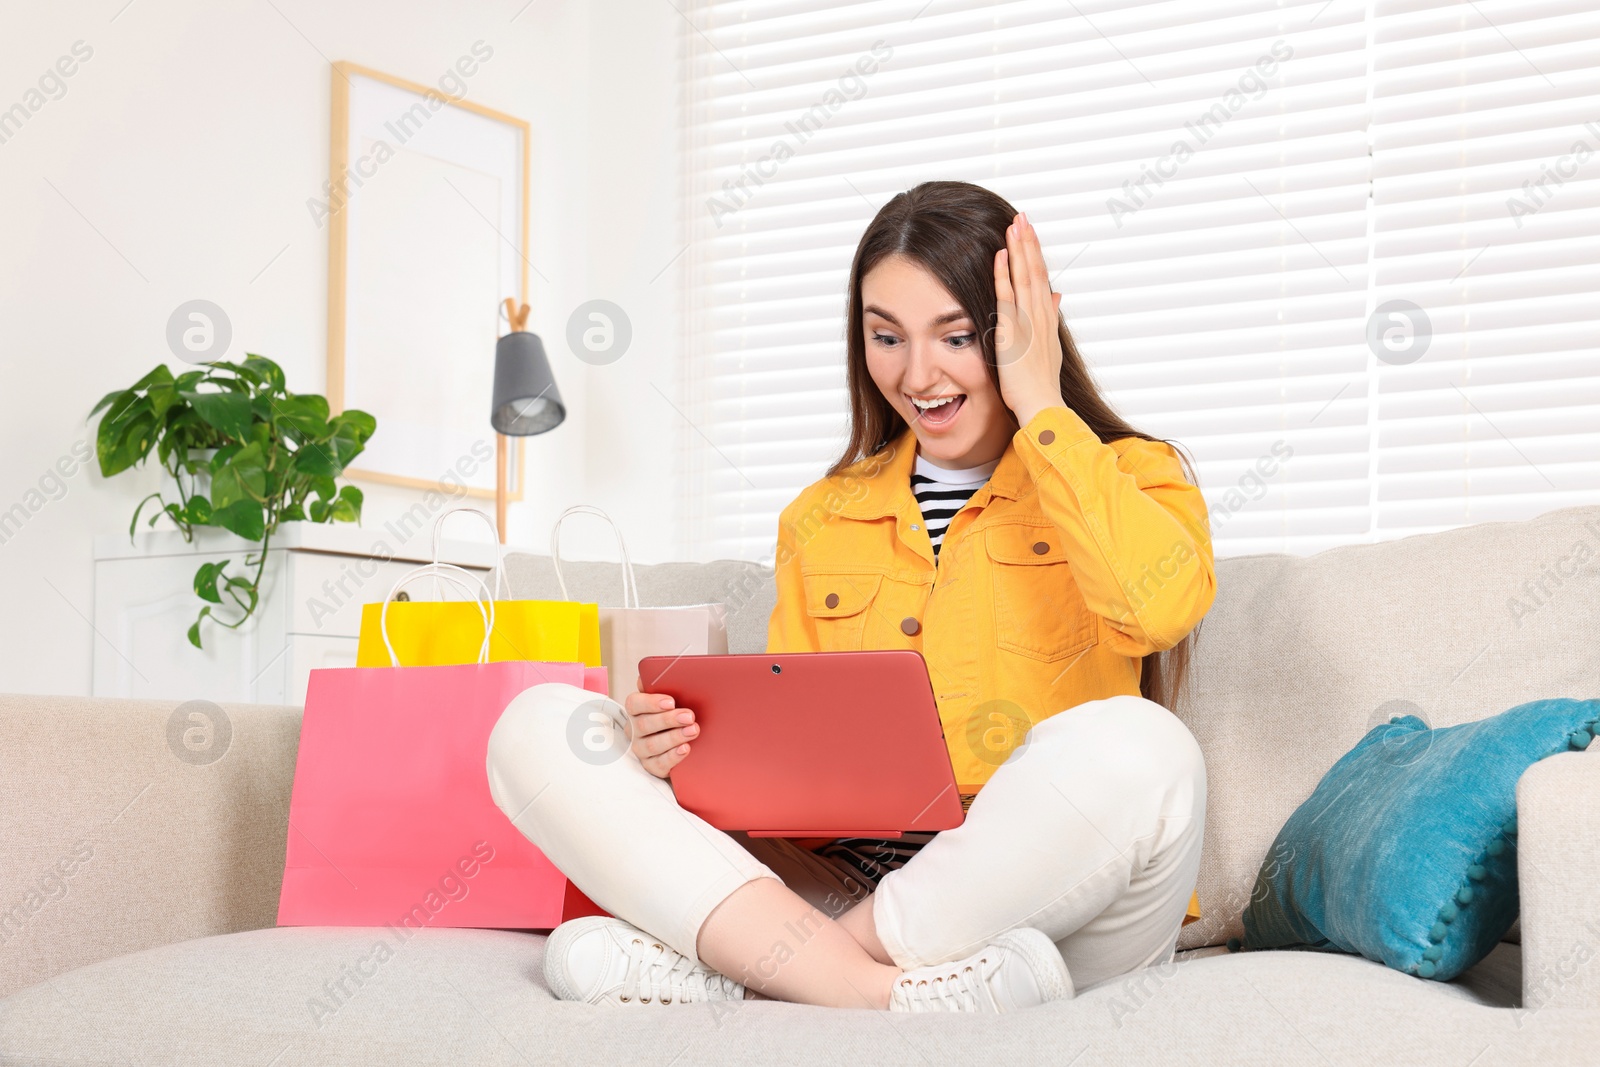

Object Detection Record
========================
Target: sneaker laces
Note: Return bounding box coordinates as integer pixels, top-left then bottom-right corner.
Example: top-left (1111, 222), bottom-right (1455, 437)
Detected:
top-left (895, 955), bottom-right (998, 1012)
top-left (620, 936), bottom-right (743, 1005)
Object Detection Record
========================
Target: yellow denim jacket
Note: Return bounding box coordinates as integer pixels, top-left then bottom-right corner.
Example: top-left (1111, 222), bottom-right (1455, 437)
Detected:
top-left (765, 405), bottom-right (1216, 923)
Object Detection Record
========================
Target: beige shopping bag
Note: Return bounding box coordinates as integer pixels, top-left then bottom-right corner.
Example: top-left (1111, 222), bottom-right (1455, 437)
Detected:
top-left (550, 505), bottom-right (728, 704)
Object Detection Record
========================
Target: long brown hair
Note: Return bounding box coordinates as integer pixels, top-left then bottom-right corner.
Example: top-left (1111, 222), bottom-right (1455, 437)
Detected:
top-left (827, 180), bottom-right (1205, 714)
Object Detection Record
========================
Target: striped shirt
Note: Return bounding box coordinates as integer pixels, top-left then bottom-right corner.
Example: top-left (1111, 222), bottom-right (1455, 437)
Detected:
top-left (816, 450), bottom-right (998, 884)
top-left (910, 451), bottom-right (999, 561)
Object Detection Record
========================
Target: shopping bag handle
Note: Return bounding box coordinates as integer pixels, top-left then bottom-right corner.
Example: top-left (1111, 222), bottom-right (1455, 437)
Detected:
top-left (430, 506), bottom-right (509, 600)
top-left (550, 504), bottom-right (639, 609)
top-left (379, 562), bottom-right (496, 667)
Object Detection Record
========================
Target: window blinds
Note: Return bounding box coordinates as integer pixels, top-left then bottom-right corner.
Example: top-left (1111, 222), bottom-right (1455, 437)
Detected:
top-left (679, 0), bottom-right (1599, 563)
top-left (1370, 0), bottom-right (1600, 536)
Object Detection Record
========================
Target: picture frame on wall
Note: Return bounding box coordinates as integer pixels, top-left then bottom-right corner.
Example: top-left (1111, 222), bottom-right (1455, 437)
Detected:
top-left (324, 59), bottom-right (529, 501)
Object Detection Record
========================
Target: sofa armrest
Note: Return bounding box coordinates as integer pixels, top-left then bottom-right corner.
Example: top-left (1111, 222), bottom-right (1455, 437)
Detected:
top-left (1516, 749), bottom-right (1600, 1011)
top-left (0, 693), bottom-right (300, 998)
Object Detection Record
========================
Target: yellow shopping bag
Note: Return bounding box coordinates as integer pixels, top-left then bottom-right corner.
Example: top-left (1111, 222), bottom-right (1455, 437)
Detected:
top-left (355, 509), bottom-right (601, 668)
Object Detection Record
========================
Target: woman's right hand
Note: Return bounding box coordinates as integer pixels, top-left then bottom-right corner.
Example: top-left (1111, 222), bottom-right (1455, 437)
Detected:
top-left (624, 687), bottom-right (698, 778)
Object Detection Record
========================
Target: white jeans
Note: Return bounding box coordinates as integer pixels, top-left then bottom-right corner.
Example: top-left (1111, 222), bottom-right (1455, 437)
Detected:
top-left (486, 682), bottom-right (1206, 992)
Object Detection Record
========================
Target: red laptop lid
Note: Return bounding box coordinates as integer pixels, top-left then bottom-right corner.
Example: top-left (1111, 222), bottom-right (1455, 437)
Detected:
top-left (636, 649), bottom-right (965, 839)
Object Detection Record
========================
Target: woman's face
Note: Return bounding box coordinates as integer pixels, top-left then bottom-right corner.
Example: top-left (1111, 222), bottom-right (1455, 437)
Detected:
top-left (861, 254), bottom-right (1016, 470)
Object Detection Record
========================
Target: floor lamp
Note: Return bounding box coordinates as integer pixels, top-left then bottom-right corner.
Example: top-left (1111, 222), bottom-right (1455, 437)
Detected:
top-left (491, 299), bottom-right (566, 544)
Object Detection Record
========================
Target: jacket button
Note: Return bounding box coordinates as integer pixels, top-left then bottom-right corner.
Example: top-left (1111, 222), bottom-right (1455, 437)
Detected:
top-left (1032, 541), bottom-right (1049, 555)
top-left (825, 592), bottom-right (839, 609)
top-left (900, 616), bottom-right (920, 636)
top-left (1038, 429), bottom-right (1056, 445)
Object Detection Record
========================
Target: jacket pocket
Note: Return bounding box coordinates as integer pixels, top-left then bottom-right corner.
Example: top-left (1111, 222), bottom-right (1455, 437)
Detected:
top-left (800, 570), bottom-right (882, 652)
top-left (984, 523), bottom-right (1097, 662)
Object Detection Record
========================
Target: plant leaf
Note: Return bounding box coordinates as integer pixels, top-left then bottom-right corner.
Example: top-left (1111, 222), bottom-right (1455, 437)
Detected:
top-left (296, 393), bottom-right (330, 422)
top-left (99, 389), bottom-right (139, 427)
top-left (330, 408), bottom-right (377, 441)
top-left (188, 606), bottom-right (211, 649)
top-left (128, 492), bottom-right (163, 540)
top-left (202, 359), bottom-right (258, 384)
top-left (127, 364), bottom-right (174, 394)
top-left (241, 354), bottom-right (285, 392)
top-left (96, 392), bottom-right (148, 476)
top-left (185, 495), bottom-right (213, 525)
top-left (147, 379), bottom-right (180, 421)
top-left (211, 442), bottom-right (266, 509)
top-left (89, 388), bottom-right (129, 420)
top-left (193, 560), bottom-right (226, 604)
top-left (329, 429), bottom-right (366, 467)
top-left (102, 409), bottom-right (157, 477)
top-left (273, 395), bottom-right (331, 439)
top-left (182, 390), bottom-right (253, 442)
top-left (165, 408), bottom-right (213, 448)
top-left (293, 440), bottom-right (343, 478)
top-left (210, 500), bottom-right (266, 541)
top-left (210, 442), bottom-right (242, 471)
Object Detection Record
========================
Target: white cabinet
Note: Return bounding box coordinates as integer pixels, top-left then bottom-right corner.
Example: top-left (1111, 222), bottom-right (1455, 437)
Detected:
top-left (92, 523), bottom-right (497, 706)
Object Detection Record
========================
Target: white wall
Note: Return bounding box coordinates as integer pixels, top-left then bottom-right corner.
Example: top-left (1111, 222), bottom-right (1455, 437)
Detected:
top-left (0, 0), bottom-right (685, 696)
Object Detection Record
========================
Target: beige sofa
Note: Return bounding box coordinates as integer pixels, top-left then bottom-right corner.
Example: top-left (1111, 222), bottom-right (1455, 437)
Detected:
top-left (5, 505), bottom-right (1600, 1064)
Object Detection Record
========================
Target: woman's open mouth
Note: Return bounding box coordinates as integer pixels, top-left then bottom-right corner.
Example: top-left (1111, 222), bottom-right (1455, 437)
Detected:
top-left (908, 393), bottom-right (965, 430)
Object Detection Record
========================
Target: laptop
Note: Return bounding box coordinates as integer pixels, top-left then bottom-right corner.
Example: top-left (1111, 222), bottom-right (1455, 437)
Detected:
top-left (635, 649), bottom-right (966, 839)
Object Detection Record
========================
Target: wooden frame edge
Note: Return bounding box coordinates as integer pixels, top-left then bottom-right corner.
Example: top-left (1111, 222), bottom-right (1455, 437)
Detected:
top-left (325, 59), bottom-right (533, 504)
top-left (326, 63), bottom-right (351, 414)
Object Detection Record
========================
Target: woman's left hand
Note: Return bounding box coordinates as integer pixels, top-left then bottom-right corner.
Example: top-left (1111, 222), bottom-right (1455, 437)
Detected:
top-left (992, 211), bottom-right (1067, 427)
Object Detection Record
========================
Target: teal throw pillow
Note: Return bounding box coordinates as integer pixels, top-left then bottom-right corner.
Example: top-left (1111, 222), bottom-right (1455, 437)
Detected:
top-left (1238, 697), bottom-right (1600, 981)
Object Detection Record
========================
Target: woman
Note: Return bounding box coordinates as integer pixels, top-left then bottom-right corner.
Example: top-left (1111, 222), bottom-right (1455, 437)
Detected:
top-left (488, 181), bottom-right (1215, 1013)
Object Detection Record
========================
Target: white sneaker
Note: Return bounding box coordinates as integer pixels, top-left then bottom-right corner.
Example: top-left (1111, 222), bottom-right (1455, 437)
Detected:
top-left (543, 916), bottom-right (747, 1006)
top-left (888, 928), bottom-right (1074, 1013)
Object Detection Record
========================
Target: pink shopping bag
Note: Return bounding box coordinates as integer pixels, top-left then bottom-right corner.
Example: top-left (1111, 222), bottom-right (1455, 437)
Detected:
top-left (277, 563), bottom-right (610, 929)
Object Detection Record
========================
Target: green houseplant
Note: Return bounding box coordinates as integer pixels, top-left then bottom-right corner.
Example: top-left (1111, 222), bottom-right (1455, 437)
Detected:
top-left (90, 355), bottom-right (376, 648)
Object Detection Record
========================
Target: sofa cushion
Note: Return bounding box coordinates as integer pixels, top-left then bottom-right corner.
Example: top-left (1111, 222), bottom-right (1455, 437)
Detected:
top-left (496, 553), bottom-right (775, 656)
top-left (1241, 699), bottom-right (1600, 979)
top-left (0, 929), bottom-right (1542, 1065)
top-left (1175, 504), bottom-right (1600, 951)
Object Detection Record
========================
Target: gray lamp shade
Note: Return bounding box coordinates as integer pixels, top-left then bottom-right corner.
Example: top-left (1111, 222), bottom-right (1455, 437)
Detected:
top-left (491, 330), bottom-right (566, 436)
